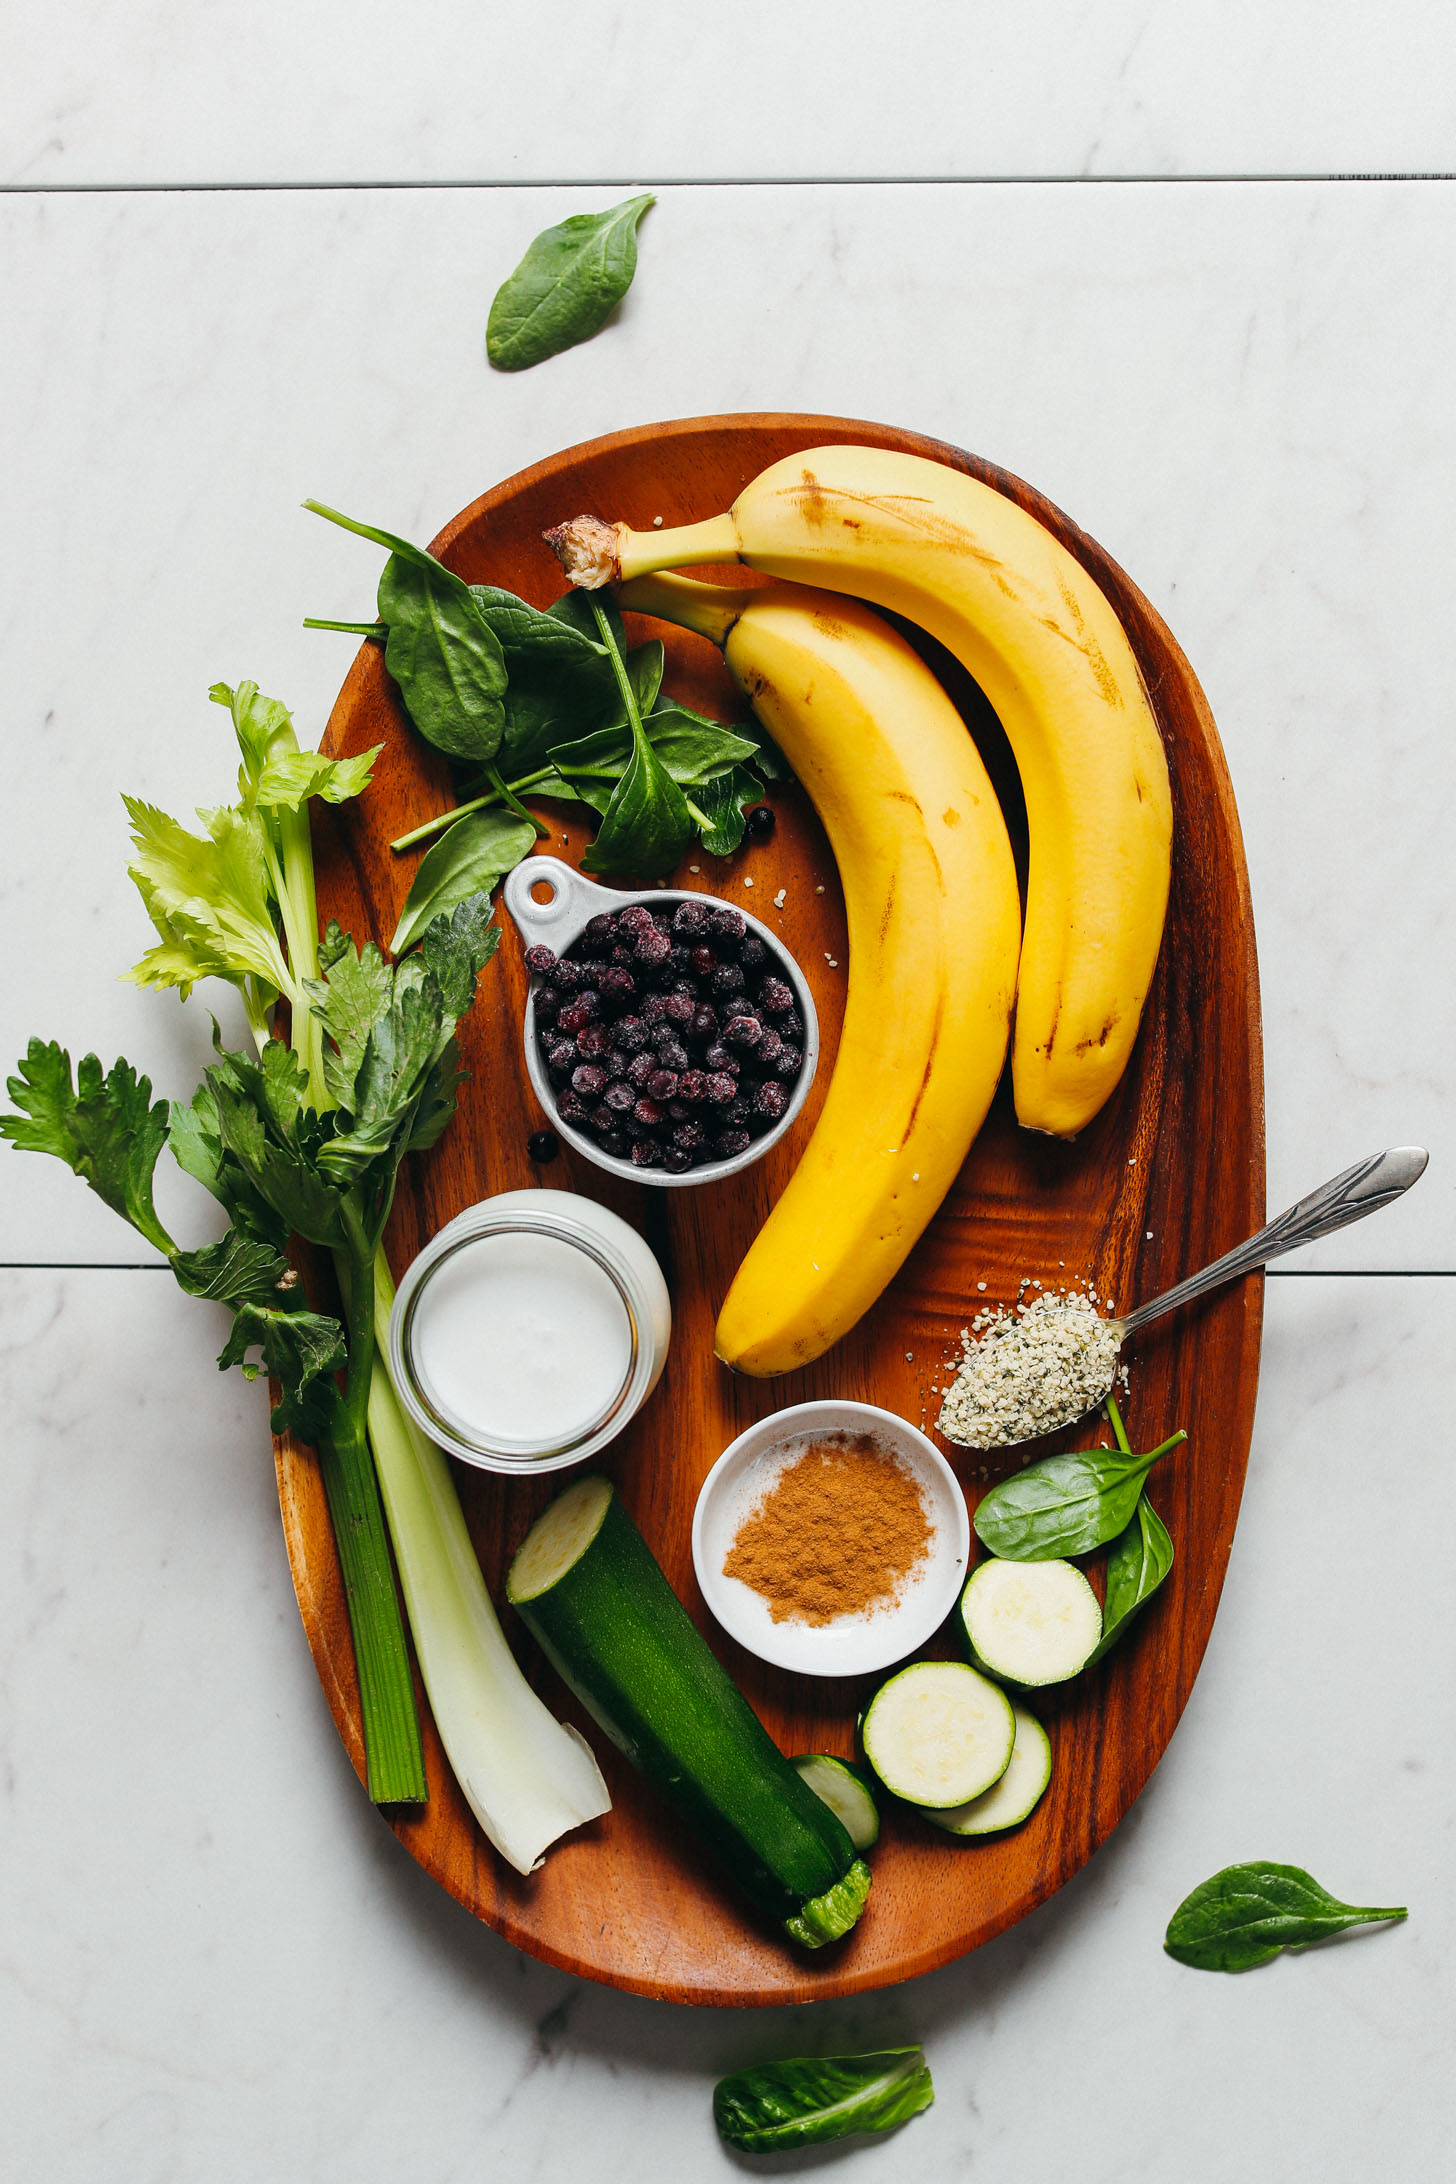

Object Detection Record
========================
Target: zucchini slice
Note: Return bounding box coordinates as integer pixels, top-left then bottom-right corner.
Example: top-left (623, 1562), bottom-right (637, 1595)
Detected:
top-left (792, 1754), bottom-right (881, 1852)
top-left (923, 1705), bottom-right (1052, 1837)
top-left (860, 1660), bottom-right (1015, 1808)
top-left (507, 1477), bottom-right (870, 1947)
top-left (959, 1557), bottom-right (1101, 1686)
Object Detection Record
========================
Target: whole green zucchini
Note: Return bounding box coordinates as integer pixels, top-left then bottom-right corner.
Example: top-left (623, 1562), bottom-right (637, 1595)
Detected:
top-left (507, 1476), bottom-right (871, 1947)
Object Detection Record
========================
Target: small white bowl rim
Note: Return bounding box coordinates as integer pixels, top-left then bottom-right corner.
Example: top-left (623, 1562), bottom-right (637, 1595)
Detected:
top-left (691, 1399), bottom-right (971, 1678)
top-left (503, 855), bottom-right (820, 1189)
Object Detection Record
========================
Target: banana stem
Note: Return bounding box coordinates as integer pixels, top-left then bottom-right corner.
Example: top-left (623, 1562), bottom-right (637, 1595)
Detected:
top-left (546, 511), bottom-right (740, 588)
top-left (615, 571), bottom-right (753, 646)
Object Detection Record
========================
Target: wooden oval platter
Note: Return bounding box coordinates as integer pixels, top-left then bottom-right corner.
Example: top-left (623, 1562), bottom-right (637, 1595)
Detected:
top-left (275, 414), bottom-right (1264, 2007)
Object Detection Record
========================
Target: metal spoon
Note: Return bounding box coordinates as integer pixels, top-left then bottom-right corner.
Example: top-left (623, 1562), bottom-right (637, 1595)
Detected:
top-left (946, 1146), bottom-right (1429, 1447)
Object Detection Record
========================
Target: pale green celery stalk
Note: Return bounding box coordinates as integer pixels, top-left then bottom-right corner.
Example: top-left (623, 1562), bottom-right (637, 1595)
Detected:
top-left (368, 1256), bottom-right (611, 1871)
top-left (266, 806), bottom-right (426, 1803)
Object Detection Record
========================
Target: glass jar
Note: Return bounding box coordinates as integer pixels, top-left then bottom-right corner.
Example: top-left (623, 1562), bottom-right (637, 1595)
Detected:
top-left (388, 1189), bottom-right (671, 1474)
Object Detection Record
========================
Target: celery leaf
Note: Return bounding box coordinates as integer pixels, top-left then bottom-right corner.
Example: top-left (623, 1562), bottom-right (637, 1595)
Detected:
top-left (2, 1040), bottom-right (174, 1256)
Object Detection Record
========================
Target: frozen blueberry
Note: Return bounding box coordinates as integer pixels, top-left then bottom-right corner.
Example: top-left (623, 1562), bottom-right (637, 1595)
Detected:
top-left (714, 1128), bottom-right (752, 1159)
top-left (604, 1081), bottom-right (636, 1114)
top-left (702, 1044), bottom-right (739, 1075)
top-left (532, 986), bottom-right (561, 1030)
top-left (672, 1120), bottom-right (708, 1155)
top-left (707, 906), bottom-right (746, 944)
top-left (618, 904), bottom-right (654, 936)
top-left (524, 943), bottom-right (557, 974)
top-left (739, 933), bottom-right (767, 971)
top-left (611, 1016), bottom-right (648, 1054)
top-left (672, 899), bottom-right (709, 936)
top-left (597, 1129), bottom-right (626, 1159)
top-left (690, 1005), bottom-right (718, 1044)
top-left (658, 1038), bottom-right (690, 1072)
top-left (723, 1014), bottom-right (762, 1052)
top-left (663, 1146), bottom-right (693, 1174)
top-left (627, 1051), bottom-right (655, 1088)
top-left (549, 957), bottom-right (583, 992)
top-left (676, 1070), bottom-right (707, 1105)
top-left (633, 1096), bottom-right (666, 1129)
top-left (634, 925), bottom-right (671, 966)
top-left (598, 966), bottom-right (636, 1009)
top-left (646, 1069), bottom-right (678, 1102)
top-left (703, 1072), bottom-right (737, 1105)
top-left (752, 1080), bottom-right (789, 1122)
top-left (756, 1027), bottom-right (784, 1069)
top-left (557, 994), bottom-right (599, 1035)
top-left (758, 976), bottom-right (794, 1017)
top-left (711, 962), bottom-right (746, 1000)
top-left (688, 944), bottom-right (716, 980)
top-left (556, 1091), bottom-right (589, 1124)
top-left (582, 912), bottom-right (620, 949)
top-left (641, 991), bottom-right (668, 1023)
top-left (774, 1042), bottom-right (804, 1080)
top-left (575, 1022), bottom-right (611, 1058)
top-left (779, 1009), bottom-right (806, 1044)
top-left (663, 990), bottom-right (695, 1025)
top-left (744, 803), bottom-right (776, 841)
top-left (630, 1139), bottom-right (663, 1169)
top-left (526, 1129), bottom-right (558, 1162)
top-left (571, 1063), bottom-right (607, 1099)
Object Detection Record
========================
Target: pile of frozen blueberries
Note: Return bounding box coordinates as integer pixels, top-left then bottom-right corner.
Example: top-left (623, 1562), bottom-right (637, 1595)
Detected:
top-left (526, 899), bottom-right (808, 1172)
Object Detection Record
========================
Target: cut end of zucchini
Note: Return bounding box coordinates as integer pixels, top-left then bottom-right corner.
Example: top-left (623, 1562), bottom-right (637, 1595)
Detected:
top-left (793, 1754), bottom-right (881, 1852)
top-left (861, 1659), bottom-right (1015, 1808)
top-left (506, 1475), bottom-right (614, 1604)
top-left (923, 1705), bottom-right (1052, 1838)
top-left (784, 1858), bottom-right (873, 1948)
top-left (960, 1557), bottom-right (1101, 1687)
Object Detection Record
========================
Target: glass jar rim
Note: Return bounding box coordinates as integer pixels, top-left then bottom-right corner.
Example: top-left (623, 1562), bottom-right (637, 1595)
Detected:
top-left (390, 1207), bottom-right (647, 1466)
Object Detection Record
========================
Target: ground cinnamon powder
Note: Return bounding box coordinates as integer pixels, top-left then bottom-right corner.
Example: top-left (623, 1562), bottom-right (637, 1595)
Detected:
top-left (722, 1432), bottom-right (933, 1624)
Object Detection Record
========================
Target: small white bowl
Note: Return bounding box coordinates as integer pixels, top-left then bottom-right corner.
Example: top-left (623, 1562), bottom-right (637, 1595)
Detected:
top-left (691, 1400), bottom-right (970, 1678)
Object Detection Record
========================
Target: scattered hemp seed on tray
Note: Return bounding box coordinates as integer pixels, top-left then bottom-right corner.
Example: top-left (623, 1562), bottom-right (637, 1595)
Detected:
top-left (938, 1288), bottom-right (1123, 1449)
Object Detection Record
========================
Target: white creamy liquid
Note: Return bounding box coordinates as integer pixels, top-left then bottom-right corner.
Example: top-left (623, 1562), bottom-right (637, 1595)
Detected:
top-left (411, 1230), bottom-right (633, 1449)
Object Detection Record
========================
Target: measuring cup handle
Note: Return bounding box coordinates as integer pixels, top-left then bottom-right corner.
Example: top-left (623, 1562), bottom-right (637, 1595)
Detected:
top-left (501, 857), bottom-right (620, 952)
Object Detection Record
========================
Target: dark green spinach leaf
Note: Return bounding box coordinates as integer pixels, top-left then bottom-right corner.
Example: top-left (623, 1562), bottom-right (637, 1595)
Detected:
top-left (487, 194), bottom-right (655, 372)
top-left (1088, 1495), bottom-right (1174, 1663)
top-left (391, 810), bottom-right (537, 954)
top-left (305, 502), bottom-right (507, 762)
top-left (577, 597), bottom-right (695, 876)
top-left (1165, 1864), bottom-right (1407, 1972)
top-left (713, 2047), bottom-right (934, 2153)
top-left (694, 764), bottom-right (764, 856)
top-left (973, 1426), bottom-right (1186, 1560)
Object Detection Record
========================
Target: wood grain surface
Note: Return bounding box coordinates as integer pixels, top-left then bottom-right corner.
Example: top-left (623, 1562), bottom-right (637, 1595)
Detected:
top-left (273, 414), bottom-right (1264, 2006)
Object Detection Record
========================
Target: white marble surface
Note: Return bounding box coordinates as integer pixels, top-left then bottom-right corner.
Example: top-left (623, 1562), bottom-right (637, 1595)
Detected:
top-left (4, 23), bottom-right (1454, 2175)
top-left (2, 1269), bottom-right (1450, 2179)
top-left (5, 1), bottom-right (1456, 185)
top-left (2, 181), bottom-right (1451, 1264)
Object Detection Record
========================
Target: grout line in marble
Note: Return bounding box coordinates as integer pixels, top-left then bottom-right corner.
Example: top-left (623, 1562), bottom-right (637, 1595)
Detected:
top-left (2, 172), bottom-right (1455, 198)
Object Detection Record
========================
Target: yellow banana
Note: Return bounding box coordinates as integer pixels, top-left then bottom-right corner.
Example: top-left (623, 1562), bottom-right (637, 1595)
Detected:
top-left (615, 571), bottom-right (1020, 1377)
top-left (549, 445), bottom-right (1172, 1138)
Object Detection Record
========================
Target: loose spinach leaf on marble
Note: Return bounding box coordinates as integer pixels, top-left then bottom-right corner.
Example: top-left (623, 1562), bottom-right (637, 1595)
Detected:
top-left (713, 2047), bottom-right (934, 2154)
top-left (486, 194), bottom-right (656, 372)
top-left (1165, 1864), bottom-right (1408, 1973)
top-left (305, 503), bottom-right (507, 763)
top-left (1088, 1494), bottom-right (1174, 1663)
top-left (973, 1420), bottom-right (1187, 1561)
top-left (391, 810), bottom-right (537, 954)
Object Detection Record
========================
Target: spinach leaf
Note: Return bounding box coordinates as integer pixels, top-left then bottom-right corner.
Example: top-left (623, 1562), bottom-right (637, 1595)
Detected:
top-left (1165, 1864), bottom-right (1408, 1972)
top-left (973, 1428), bottom-right (1186, 1560)
top-left (547, 708), bottom-right (755, 791)
top-left (577, 598), bottom-right (695, 877)
top-left (305, 502), bottom-right (507, 763)
top-left (694, 764), bottom-right (764, 856)
top-left (391, 809), bottom-right (537, 954)
top-left (2, 1042), bottom-right (174, 1256)
top-left (713, 2047), bottom-right (934, 2153)
top-left (548, 585), bottom-right (626, 654)
top-left (468, 585), bottom-right (606, 670)
top-left (487, 194), bottom-right (655, 372)
top-left (1088, 1495), bottom-right (1173, 1663)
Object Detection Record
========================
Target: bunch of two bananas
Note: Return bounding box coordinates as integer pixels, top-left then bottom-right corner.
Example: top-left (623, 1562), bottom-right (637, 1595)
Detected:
top-left (548, 446), bottom-right (1172, 1375)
